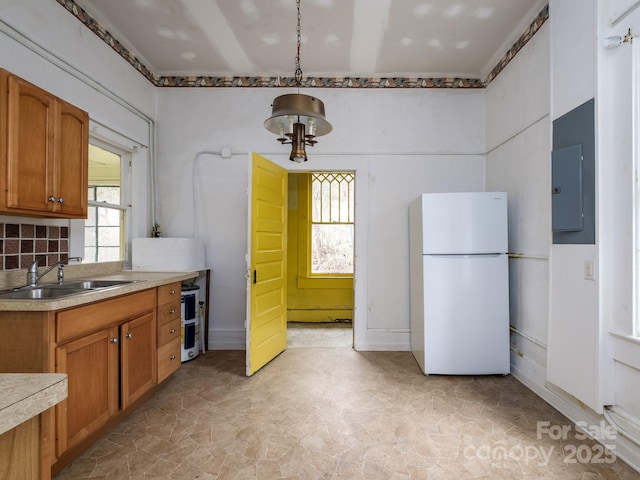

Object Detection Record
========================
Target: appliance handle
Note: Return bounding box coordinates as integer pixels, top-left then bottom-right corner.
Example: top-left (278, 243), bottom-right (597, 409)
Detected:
top-left (425, 253), bottom-right (505, 258)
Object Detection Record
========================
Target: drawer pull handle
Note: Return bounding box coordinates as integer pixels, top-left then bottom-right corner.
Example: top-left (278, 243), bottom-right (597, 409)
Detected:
top-left (110, 337), bottom-right (118, 343)
top-left (169, 354), bottom-right (176, 360)
top-left (169, 308), bottom-right (175, 315)
top-left (169, 289), bottom-right (176, 295)
top-left (125, 333), bottom-right (133, 339)
top-left (169, 328), bottom-right (176, 334)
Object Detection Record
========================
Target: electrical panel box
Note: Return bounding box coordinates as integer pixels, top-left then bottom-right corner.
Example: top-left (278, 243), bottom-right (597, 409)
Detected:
top-left (552, 98), bottom-right (595, 245)
top-left (552, 144), bottom-right (583, 232)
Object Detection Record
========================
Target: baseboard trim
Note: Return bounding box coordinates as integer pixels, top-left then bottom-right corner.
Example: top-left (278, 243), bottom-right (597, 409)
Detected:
top-left (511, 365), bottom-right (640, 473)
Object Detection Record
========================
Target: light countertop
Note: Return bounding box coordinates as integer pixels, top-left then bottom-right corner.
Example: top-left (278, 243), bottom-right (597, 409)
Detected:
top-left (0, 270), bottom-right (199, 311)
top-left (0, 373), bottom-right (68, 435)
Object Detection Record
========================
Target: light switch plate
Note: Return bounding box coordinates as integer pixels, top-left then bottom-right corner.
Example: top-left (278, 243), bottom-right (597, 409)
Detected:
top-left (584, 260), bottom-right (595, 280)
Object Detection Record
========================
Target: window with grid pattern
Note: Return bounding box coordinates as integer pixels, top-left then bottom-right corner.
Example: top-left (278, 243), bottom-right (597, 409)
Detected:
top-left (310, 172), bottom-right (354, 274)
top-left (85, 186), bottom-right (123, 263)
top-left (84, 142), bottom-right (127, 263)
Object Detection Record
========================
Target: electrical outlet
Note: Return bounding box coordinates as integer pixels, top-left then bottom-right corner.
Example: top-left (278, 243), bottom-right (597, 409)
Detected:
top-left (584, 260), bottom-right (595, 280)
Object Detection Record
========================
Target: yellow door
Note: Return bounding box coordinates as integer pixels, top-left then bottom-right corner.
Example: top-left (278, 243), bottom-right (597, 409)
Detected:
top-left (246, 152), bottom-right (288, 375)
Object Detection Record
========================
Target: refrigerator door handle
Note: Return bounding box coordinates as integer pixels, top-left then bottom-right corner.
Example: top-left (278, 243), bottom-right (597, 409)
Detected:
top-left (426, 253), bottom-right (505, 258)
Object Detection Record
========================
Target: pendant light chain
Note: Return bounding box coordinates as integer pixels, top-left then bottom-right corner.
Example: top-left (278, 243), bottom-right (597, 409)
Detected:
top-left (294, 0), bottom-right (303, 87)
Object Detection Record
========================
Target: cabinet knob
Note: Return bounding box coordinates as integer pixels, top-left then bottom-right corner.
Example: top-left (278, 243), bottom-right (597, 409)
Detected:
top-left (169, 354), bottom-right (176, 360)
top-left (57, 197), bottom-right (64, 203)
top-left (110, 337), bottom-right (118, 343)
top-left (169, 328), bottom-right (176, 334)
top-left (125, 333), bottom-right (133, 339)
top-left (169, 289), bottom-right (176, 295)
top-left (169, 308), bottom-right (175, 315)
top-left (48, 195), bottom-right (57, 202)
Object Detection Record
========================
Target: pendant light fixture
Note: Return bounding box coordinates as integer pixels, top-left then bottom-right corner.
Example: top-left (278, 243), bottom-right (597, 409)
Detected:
top-left (264, 0), bottom-right (332, 163)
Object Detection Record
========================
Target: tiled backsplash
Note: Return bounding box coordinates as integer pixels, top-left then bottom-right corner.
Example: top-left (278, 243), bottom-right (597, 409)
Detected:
top-left (0, 223), bottom-right (69, 271)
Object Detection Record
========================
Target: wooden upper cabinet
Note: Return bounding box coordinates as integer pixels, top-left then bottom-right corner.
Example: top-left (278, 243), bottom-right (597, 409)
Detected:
top-left (0, 69), bottom-right (88, 218)
top-left (56, 101), bottom-right (88, 217)
top-left (4, 74), bottom-right (55, 214)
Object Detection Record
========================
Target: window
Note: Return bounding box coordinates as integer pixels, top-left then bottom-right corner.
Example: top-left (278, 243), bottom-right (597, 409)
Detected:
top-left (84, 142), bottom-right (129, 263)
top-left (310, 172), bottom-right (355, 275)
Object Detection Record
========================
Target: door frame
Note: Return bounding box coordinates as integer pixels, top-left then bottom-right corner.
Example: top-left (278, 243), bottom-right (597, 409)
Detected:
top-left (262, 155), bottom-right (368, 351)
top-left (287, 170), bottom-right (355, 329)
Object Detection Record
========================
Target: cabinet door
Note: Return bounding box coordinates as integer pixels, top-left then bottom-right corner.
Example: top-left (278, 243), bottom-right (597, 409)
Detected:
top-left (4, 74), bottom-right (56, 213)
top-left (54, 101), bottom-right (88, 218)
top-left (121, 312), bottom-right (157, 409)
top-left (55, 326), bottom-right (118, 456)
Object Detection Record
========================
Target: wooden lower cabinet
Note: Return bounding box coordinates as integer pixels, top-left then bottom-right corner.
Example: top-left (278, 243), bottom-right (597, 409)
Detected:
top-left (156, 282), bottom-right (181, 383)
top-left (121, 312), bottom-right (156, 409)
top-left (157, 340), bottom-right (181, 383)
top-left (55, 311), bottom-right (157, 456)
top-left (0, 416), bottom-right (40, 480)
top-left (53, 291), bottom-right (157, 464)
top-left (0, 284), bottom-right (184, 478)
top-left (55, 326), bottom-right (119, 456)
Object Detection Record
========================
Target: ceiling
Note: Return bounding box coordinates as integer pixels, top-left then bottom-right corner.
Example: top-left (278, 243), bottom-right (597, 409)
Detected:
top-left (69, 0), bottom-right (548, 84)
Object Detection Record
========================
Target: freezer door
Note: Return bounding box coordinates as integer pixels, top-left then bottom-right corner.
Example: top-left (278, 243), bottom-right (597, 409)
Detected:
top-left (419, 192), bottom-right (508, 254)
top-left (422, 254), bottom-right (510, 375)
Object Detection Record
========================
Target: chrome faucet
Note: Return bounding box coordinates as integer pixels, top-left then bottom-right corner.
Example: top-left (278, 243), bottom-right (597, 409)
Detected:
top-left (26, 259), bottom-right (65, 287)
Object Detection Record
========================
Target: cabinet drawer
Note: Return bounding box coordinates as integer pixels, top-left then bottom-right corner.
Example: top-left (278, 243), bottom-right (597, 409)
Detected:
top-left (158, 317), bottom-right (180, 346)
top-left (157, 338), bottom-right (181, 383)
top-left (57, 289), bottom-right (155, 343)
top-left (158, 299), bottom-right (180, 326)
top-left (157, 282), bottom-right (180, 306)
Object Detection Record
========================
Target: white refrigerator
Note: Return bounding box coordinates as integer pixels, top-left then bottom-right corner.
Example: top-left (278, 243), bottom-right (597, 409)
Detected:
top-left (409, 192), bottom-right (510, 375)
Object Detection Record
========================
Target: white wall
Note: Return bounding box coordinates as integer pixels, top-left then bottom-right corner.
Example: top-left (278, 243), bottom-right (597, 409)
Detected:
top-left (0, 0), bottom-right (156, 250)
top-left (155, 88), bottom-right (486, 350)
top-left (547, 0), bottom-right (601, 412)
top-left (485, 22), bottom-right (551, 388)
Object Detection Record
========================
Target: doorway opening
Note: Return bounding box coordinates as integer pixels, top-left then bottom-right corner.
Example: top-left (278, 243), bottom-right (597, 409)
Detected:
top-left (286, 171), bottom-right (355, 347)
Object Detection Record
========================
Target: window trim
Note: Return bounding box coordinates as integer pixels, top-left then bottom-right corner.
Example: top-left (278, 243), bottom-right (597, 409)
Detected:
top-left (296, 171), bottom-right (354, 290)
top-left (634, 39), bottom-right (640, 337)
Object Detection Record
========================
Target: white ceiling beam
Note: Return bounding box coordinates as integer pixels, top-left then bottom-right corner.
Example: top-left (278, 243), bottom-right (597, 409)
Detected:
top-left (349, 0), bottom-right (392, 75)
top-left (182, 0), bottom-right (254, 74)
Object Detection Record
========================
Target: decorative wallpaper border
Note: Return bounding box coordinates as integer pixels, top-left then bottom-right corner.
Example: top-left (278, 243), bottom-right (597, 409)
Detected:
top-left (485, 4), bottom-right (549, 85)
top-left (56, 0), bottom-right (548, 89)
top-left (156, 76), bottom-right (487, 89)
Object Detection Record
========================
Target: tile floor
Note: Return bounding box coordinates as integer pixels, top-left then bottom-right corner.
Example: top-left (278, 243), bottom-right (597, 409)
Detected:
top-left (53, 329), bottom-right (638, 479)
top-left (287, 322), bottom-right (353, 349)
